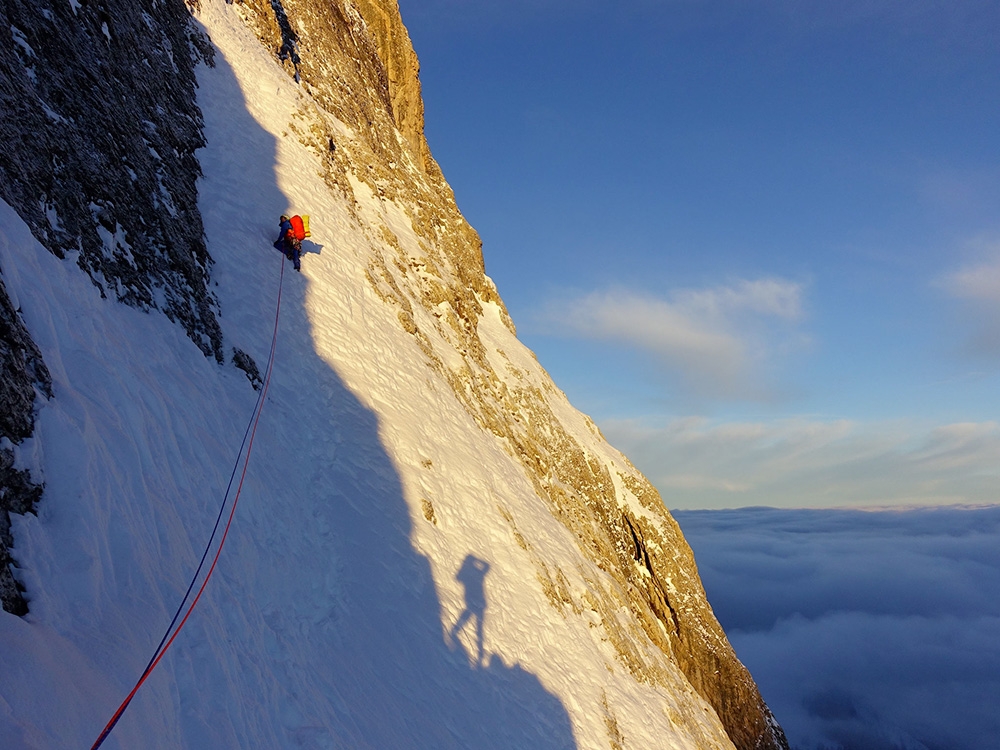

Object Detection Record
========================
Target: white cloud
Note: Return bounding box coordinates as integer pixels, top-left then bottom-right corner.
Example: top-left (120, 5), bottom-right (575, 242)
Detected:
top-left (542, 278), bottom-right (806, 401)
top-left (940, 246), bottom-right (1000, 358)
top-left (944, 258), bottom-right (1000, 304)
top-left (603, 416), bottom-right (1000, 509)
top-left (671, 278), bottom-right (804, 320)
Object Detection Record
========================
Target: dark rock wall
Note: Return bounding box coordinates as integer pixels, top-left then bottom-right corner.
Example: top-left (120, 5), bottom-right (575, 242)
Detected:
top-left (0, 274), bottom-right (50, 614)
top-left (0, 0), bottom-right (221, 360)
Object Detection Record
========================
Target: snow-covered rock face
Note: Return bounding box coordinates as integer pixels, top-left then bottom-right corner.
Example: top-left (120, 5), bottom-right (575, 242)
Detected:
top-left (0, 1), bottom-right (788, 748)
top-left (0, 0), bottom-right (221, 359)
top-left (0, 275), bottom-right (50, 614)
top-left (0, 0), bottom-right (216, 614)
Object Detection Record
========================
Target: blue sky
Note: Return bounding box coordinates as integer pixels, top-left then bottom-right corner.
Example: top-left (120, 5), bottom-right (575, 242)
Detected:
top-left (397, 0), bottom-right (1000, 508)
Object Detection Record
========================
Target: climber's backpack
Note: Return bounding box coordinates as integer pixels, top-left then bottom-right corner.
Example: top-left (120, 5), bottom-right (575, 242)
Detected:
top-left (290, 214), bottom-right (310, 241)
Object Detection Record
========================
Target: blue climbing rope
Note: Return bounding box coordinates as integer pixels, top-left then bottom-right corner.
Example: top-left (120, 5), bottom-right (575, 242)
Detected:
top-left (91, 253), bottom-right (286, 749)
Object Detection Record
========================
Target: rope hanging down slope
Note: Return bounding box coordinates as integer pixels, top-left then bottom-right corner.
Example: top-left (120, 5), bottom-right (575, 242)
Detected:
top-left (91, 253), bottom-right (287, 749)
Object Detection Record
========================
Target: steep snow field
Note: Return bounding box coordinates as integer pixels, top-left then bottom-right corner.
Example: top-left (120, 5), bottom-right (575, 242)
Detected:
top-left (0, 3), bottom-right (733, 748)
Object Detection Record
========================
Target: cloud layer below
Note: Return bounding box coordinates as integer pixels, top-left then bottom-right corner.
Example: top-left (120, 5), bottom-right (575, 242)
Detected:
top-left (674, 505), bottom-right (1000, 750)
top-left (603, 417), bottom-right (1000, 508)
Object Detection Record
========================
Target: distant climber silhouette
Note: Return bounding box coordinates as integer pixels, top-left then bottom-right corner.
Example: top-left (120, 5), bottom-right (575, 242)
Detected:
top-left (448, 555), bottom-right (491, 667)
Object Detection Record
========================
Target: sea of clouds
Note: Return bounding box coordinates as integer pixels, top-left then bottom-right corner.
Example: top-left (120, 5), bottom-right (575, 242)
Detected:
top-left (673, 505), bottom-right (1000, 750)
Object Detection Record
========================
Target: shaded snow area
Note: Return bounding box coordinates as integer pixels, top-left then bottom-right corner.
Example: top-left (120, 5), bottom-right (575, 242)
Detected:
top-left (0, 3), bottom-right (733, 749)
top-left (675, 506), bottom-right (1000, 750)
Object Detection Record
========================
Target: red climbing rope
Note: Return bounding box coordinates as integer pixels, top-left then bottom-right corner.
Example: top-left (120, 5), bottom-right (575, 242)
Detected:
top-left (91, 253), bottom-right (286, 749)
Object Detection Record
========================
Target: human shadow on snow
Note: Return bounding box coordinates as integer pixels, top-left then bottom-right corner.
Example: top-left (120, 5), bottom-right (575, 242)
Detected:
top-left (300, 239), bottom-right (323, 256)
top-left (447, 554), bottom-right (490, 667)
top-left (185, 25), bottom-right (577, 750)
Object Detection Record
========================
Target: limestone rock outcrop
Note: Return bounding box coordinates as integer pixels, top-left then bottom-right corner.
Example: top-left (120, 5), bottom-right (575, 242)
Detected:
top-left (226, 2), bottom-right (788, 747)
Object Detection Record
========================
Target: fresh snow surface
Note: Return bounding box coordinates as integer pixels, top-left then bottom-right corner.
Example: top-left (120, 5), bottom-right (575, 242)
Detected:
top-left (0, 2), bottom-right (733, 748)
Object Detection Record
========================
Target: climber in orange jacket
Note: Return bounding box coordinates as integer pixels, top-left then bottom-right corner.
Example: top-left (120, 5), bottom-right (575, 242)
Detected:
top-left (273, 214), bottom-right (302, 271)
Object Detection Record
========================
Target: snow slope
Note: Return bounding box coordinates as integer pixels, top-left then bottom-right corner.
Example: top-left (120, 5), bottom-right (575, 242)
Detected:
top-left (0, 2), bottom-right (741, 748)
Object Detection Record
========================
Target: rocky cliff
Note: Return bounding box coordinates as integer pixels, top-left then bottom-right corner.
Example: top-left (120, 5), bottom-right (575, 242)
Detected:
top-left (0, 1), bottom-right (787, 748)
